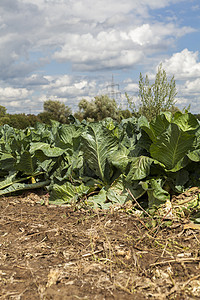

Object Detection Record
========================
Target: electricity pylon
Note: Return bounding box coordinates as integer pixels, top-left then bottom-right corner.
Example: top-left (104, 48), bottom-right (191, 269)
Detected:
top-left (106, 75), bottom-right (122, 107)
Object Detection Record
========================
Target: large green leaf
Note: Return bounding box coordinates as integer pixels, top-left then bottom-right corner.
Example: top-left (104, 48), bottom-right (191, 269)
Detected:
top-left (81, 123), bottom-right (118, 182)
top-left (139, 116), bottom-right (155, 142)
top-left (55, 124), bottom-right (82, 149)
top-left (126, 156), bottom-right (154, 181)
top-left (143, 178), bottom-right (170, 208)
top-left (30, 122), bottom-right (53, 143)
top-left (88, 189), bottom-right (110, 209)
top-left (187, 149), bottom-right (200, 162)
top-left (150, 113), bottom-right (171, 137)
top-left (30, 142), bottom-right (65, 157)
top-left (102, 117), bottom-right (116, 131)
top-left (0, 172), bottom-right (18, 190)
top-left (173, 112), bottom-right (199, 132)
top-left (88, 175), bottom-right (146, 209)
top-left (0, 153), bottom-right (16, 171)
top-left (106, 176), bottom-right (128, 205)
top-left (107, 175), bottom-right (145, 202)
top-left (15, 151), bottom-right (35, 175)
top-left (49, 182), bottom-right (90, 204)
top-left (118, 117), bottom-right (138, 150)
top-left (110, 146), bottom-right (129, 173)
top-left (139, 113), bottom-right (171, 143)
top-left (0, 180), bottom-right (50, 196)
top-left (150, 123), bottom-right (195, 170)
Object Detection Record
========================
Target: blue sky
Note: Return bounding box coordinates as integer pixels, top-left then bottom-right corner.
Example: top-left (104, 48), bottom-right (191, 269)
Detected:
top-left (0, 0), bottom-right (200, 115)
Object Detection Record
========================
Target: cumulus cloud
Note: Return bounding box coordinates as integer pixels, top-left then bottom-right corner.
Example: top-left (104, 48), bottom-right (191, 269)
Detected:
top-left (53, 30), bottom-right (143, 71)
top-left (0, 0), bottom-right (199, 114)
top-left (0, 86), bottom-right (32, 113)
top-left (37, 74), bottom-right (98, 111)
top-left (0, 87), bottom-right (30, 100)
top-left (162, 49), bottom-right (200, 79)
top-left (0, 1), bottom-right (194, 75)
top-left (124, 82), bottom-right (139, 93)
top-left (159, 49), bottom-right (200, 113)
top-left (183, 78), bottom-right (200, 95)
top-left (53, 21), bottom-right (194, 71)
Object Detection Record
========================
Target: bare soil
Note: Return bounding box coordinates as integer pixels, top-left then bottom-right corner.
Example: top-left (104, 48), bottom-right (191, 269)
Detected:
top-left (0, 190), bottom-right (200, 300)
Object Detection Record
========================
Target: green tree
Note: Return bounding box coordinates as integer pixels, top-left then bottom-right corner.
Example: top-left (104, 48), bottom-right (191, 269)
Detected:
top-left (1, 114), bottom-right (31, 129)
top-left (0, 112), bottom-right (41, 129)
top-left (0, 105), bottom-right (7, 117)
top-left (127, 64), bottom-right (177, 121)
top-left (75, 95), bottom-right (120, 122)
top-left (26, 114), bottom-right (41, 127)
top-left (42, 100), bottom-right (72, 123)
top-left (0, 116), bottom-right (10, 126)
top-left (118, 109), bottom-right (132, 120)
top-left (37, 111), bottom-right (54, 125)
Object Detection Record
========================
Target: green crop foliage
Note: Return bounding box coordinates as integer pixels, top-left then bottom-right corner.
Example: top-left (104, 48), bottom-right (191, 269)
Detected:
top-left (0, 112), bottom-right (199, 221)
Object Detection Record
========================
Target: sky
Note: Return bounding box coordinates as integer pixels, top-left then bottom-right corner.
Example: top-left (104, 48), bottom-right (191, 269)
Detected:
top-left (0, 0), bottom-right (200, 115)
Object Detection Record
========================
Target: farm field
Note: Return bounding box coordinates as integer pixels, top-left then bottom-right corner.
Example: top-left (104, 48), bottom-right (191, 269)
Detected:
top-left (0, 111), bottom-right (199, 299)
top-left (1, 188), bottom-right (200, 300)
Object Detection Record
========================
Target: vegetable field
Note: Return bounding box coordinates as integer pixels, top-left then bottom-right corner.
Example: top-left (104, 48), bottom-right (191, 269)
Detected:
top-left (0, 111), bottom-right (199, 217)
top-left (0, 111), bottom-right (200, 299)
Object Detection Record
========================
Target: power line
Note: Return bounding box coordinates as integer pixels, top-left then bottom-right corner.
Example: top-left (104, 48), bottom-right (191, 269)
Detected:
top-left (106, 75), bottom-right (125, 109)
top-left (106, 75), bottom-right (121, 99)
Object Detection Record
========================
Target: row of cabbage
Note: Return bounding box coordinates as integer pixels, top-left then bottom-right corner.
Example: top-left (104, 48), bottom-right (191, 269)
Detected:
top-left (0, 111), bottom-right (199, 211)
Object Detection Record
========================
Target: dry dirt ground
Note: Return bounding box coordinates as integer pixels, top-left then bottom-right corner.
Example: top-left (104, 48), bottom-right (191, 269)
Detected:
top-left (0, 189), bottom-right (200, 300)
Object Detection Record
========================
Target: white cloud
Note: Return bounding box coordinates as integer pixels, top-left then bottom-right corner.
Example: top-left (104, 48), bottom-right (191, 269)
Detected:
top-left (21, 0), bottom-right (145, 21)
top-left (0, 0), bottom-right (198, 114)
top-left (20, 0), bottom-right (186, 22)
top-left (53, 21), bottom-right (193, 71)
top-left (162, 49), bottom-right (200, 79)
top-left (0, 1), bottom-right (194, 75)
top-left (53, 30), bottom-right (143, 71)
top-left (23, 74), bottom-right (49, 86)
top-left (124, 82), bottom-right (139, 93)
top-left (0, 87), bottom-right (30, 100)
top-left (43, 75), bottom-right (72, 88)
top-left (0, 86), bottom-right (32, 113)
top-left (183, 78), bottom-right (200, 94)
top-left (39, 75), bottom-right (98, 109)
top-left (128, 24), bottom-right (154, 46)
top-left (159, 49), bottom-right (200, 113)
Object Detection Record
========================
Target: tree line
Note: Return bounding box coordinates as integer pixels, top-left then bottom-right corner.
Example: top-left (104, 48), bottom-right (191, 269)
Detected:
top-left (0, 65), bottom-right (199, 129)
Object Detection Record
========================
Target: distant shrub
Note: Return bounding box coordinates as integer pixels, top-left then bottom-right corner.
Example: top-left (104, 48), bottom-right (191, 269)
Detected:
top-left (0, 114), bottom-right (41, 129)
